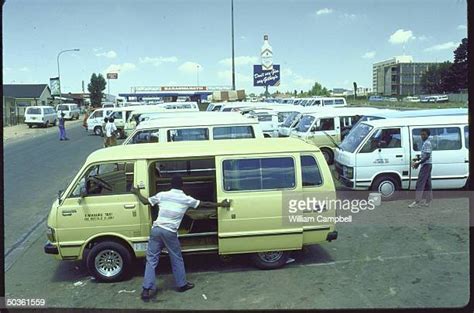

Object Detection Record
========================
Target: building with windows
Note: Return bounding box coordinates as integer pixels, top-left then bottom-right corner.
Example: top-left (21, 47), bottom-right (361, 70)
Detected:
top-left (372, 56), bottom-right (438, 96)
top-left (3, 84), bottom-right (53, 125)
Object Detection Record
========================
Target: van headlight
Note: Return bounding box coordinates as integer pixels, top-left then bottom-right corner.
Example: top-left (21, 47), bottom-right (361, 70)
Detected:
top-left (343, 166), bottom-right (354, 179)
top-left (46, 227), bottom-right (56, 242)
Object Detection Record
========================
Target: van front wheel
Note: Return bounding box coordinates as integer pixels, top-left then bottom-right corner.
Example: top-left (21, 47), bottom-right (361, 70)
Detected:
top-left (371, 175), bottom-right (399, 201)
top-left (321, 148), bottom-right (334, 165)
top-left (86, 241), bottom-right (132, 282)
top-left (251, 251), bottom-right (290, 270)
top-left (94, 126), bottom-right (103, 136)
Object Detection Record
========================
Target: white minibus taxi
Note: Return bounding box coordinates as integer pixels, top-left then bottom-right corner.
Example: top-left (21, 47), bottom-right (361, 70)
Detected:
top-left (246, 106), bottom-right (299, 138)
top-left (290, 107), bottom-right (383, 163)
top-left (24, 106), bottom-right (57, 128)
top-left (86, 108), bottom-right (114, 135)
top-left (334, 115), bottom-right (468, 200)
top-left (123, 112), bottom-right (264, 144)
top-left (56, 103), bottom-right (80, 120)
top-left (299, 97), bottom-right (347, 107)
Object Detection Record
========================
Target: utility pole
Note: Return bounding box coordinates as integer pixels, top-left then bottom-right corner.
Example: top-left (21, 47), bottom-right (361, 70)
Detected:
top-left (231, 0), bottom-right (236, 90)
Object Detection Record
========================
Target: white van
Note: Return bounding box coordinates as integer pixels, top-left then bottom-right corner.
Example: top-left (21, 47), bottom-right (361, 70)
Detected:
top-left (102, 102), bottom-right (117, 109)
top-left (123, 113), bottom-right (264, 145)
top-left (206, 102), bottom-right (264, 112)
top-left (278, 107), bottom-right (331, 137)
top-left (290, 107), bottom-right (383, 163)
top-left (24, 106), bottom-right (57, 128)
top-left (334, 115), bottom-right (468, 200)
top-left (301, 97), bottom-right (347, 107)
top-left (246, 106), bottom-right (299, 138)
top-left (57, 103), bottom-right (80, 120)
top-left (86, 108), bottom-right (114, 136)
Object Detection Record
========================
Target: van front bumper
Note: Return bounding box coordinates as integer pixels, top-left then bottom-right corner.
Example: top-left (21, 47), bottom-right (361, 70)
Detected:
top-left (326, 231), bottom-right (338, 242)
top-left (44, 241), bottom-right (59, 255)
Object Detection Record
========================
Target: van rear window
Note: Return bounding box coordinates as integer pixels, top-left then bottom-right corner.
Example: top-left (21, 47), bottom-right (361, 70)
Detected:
top-left (27, 108), bottom-right (41, 114)
top-left (223, 157), bottom-right (295, 191)
top-left (168, 128), bottom-right (209, 141)
top-left (57, 105), bottom-right (69, 111)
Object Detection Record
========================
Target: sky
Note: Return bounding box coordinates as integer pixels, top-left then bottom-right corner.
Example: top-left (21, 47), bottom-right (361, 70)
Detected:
top-left (3, 0), bottom-right (468, 96)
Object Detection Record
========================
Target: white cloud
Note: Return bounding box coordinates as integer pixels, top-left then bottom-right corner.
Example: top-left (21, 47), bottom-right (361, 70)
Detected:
top-left (389, 29), bottom-right (416, 44)
top-left (219, 56), bottom-right (258, 67)
top-left (457, 25), bottom-right (467, 30)
top-left (93, 47), bottom-right (103, 52)
top-left (316, 8), bottom-right (333, 15)
top-left (104, 62), bottom-right (136, 74)
top-left (19, 67), bottom-right (30, 72)
top-left (418, 35), bottom-right (429, 41)
top-left (95, 50), bottom-right (117, 58)
top-left (424, 41), bottom-right (459, 52)
top-left (178, 61), bottom-right (202, 74)
top-left (362, 51), bottom-right (376, 59)
top-left (139, 56), bottom-right (178, 67)
top-left (342, 13), bottom-right (357, 19)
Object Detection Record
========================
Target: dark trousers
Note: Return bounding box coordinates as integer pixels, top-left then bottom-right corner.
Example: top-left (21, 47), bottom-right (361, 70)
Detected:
top-left (415, 164), bottom-right (432, 202)
top-left (59, 126), bottom-right (67, 140)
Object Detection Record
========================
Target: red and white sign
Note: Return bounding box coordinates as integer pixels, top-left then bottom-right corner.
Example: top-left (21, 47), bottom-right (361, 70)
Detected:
top-left (107, 73), bottom-right (118, 79)
top-left (160, 86), bottom-right (207, 91)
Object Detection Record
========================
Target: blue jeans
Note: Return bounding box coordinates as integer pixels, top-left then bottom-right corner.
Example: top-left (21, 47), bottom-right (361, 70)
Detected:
top-left (59, 126), bottom-right (67, 140)
top-left (142, 226), bottom-right (187, 290)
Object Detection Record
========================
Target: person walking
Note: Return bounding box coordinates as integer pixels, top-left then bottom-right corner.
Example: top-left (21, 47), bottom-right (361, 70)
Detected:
top-left (103, 117), bottom-right (109, 147)
top-left (130, 175), bottom-right (230, 301)
top-left (105, 117), bottom-right (117, 147)
top-left (409, 128), bottom-right (433, 207)
top-left (58, 112), bottom-right (69, 141)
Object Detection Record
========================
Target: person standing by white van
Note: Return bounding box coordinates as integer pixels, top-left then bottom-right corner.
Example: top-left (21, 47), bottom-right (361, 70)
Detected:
top-left (409, 128), bottom-right (433, 207)
top-left (105, 117), bottom-right (118, 147)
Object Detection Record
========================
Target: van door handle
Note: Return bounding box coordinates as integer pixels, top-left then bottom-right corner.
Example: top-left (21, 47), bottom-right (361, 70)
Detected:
top-left (396, 155), bottom-right (403, 158)
top-left (62, 209), bottom-right (77, 216)
top-left (124, 204), bottom-right (136, 209)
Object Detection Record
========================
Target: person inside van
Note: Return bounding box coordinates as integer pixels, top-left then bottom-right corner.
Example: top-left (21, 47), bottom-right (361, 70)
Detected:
top-left (130, 175), bottom-right (230, 301)
top-left (409, 128), bottom-right (433, 208)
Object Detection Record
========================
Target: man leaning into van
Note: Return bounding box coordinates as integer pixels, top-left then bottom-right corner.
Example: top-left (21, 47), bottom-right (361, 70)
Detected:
top-left (131, 175), bottom-right (230, 301)
top-left (409, 128), bottom-right (433, 208)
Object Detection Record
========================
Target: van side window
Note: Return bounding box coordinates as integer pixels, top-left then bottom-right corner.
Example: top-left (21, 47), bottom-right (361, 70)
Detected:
top-left (465, 126), bottom-right (469, 148)
top-left (412, 127), bottom-right (461, 151)
top-left (94, 110), bottom-right (103, 118)
top-left (131, 130), bottom-right (159, 144)
top-left (223, 157), bottom-right (296, 191)
top-left (113, 111), bottom-right (123, 120)
top-left (70, 162), bottom-right (134, 197)
top-left (301, 155), bottom-right (323, 186)
top-left (213, 126), bottom-right (254, 140)
top-left (360, 128), bottom-right (401, 153)
top-left (168, 128), bottom-right (209, 141)
top-left (317, 118), bottom-right (335, 131)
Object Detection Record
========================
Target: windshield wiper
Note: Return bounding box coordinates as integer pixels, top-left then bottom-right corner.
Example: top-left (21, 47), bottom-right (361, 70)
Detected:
top-left (323, 131), bottom-right (342, 151)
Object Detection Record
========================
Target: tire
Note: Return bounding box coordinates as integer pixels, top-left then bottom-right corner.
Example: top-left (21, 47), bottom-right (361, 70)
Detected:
top-left (94, 126), bottom-right (103, 136)
top-left (28, 124), bottom-right (32, 128)
top-left (52, 119), bottom-right (57, 126)
top-left (86, 241), bottom-right (133, 282)
top-left (251, 251), bottom-right (290, 270)
top-left (44, 121), bottom-right (49, 128)
top-left (320, 148), bottom-right (334, 165)
top-left (371, 175), bottom-right (399, 201)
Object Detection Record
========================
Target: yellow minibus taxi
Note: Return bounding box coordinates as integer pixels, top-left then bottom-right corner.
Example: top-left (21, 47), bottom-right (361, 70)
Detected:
top-left (44, 138), bottom-right (338, 282)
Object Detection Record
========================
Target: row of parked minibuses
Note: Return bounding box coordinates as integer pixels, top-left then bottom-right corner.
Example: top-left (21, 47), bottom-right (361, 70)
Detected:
top-left (45, 101), bottom-right (469, 282)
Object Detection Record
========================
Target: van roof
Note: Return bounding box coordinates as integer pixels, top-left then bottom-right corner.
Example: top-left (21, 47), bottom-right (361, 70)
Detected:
top-left (304, 107), bottom-right (383, 117)
top-left (26, 105), bottom-right (54, 109)
top-left (366, 108), bottom-right (467, 119)
top-left (137, 112), bottom-right (257, 129)
top-left (363, 114), bottom-right (468, 128)
top-left (86, 138), bottom-right (319, 163)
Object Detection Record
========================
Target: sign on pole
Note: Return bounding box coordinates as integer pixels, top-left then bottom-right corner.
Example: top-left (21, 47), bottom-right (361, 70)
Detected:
top-left (50, 77), bottom-right (61, 96)
top-left (253, 65), bottom-right (280, 87)
top-left (107, 73), bottom-right (118, 79)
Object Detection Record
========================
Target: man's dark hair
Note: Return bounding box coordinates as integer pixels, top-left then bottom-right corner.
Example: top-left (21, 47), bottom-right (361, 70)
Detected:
top-left (109, 117), bottom-right (114, 123)
top-left (170, 175), bottom-right (183, 189)
top-left (421, 128), bottom-right (431, 136)
top-left (104, 117), bottom-right (109, 123)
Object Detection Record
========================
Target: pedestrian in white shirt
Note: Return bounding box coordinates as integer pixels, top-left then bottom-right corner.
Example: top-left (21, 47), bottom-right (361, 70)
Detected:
top-left (131, 175), bottom-right (230, 301)
top-left (105, 117), bottom-right (117, 147)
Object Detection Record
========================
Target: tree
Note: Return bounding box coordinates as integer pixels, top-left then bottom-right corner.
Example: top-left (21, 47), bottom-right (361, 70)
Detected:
top-left (451, 38), bottom-right (468, 91)
top-left (306, 82), bottom-right (330, 97)
top-left (87, 73), bottom-right (107, 107)
top-left (420, 62), bottom-right (453, 94)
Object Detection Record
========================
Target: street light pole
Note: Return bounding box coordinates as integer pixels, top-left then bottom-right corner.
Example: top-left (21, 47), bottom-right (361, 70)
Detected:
top-left (231, 0), bottom-right (236, 90)
top-left (57, 48), bottom-right (80, 105)
top-left (197, 65), bottom-right (200, 86)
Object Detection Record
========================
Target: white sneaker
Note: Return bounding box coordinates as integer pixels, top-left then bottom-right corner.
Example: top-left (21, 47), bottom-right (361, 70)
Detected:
top-left (408, 201), bottom-right (419, 208)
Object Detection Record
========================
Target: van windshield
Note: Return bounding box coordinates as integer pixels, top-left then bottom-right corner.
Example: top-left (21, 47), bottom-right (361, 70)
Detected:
top-left (295, 115), bottom-right (315, 133)
top-left (339, 123), bottom-right (373, 153)
top-left (57, 105), bottom-right (69, 111)
top-left (27, 108), bottom-right (41, 114)
top-left (282, 112), bottom-right (299, 127)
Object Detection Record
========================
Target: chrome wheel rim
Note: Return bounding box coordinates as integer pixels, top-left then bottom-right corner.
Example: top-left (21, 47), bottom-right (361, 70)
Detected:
top-left (379, 181), bottom-right (395, 198)
top-left (95, 249), bottom-right (123, 277)
top-left (258, 251), bottom-right (284, 263)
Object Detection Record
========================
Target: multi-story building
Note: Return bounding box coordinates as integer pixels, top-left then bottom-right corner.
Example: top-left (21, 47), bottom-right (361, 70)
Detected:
top-left (372, 56), bottom-right (438, 96)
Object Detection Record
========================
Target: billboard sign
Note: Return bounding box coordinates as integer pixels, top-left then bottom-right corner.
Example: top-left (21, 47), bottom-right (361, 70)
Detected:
top-left (50, 77), bottom-right (60, 96)
top-left (160, 86), bottom-right (208, 91)
top-left (253, 65), bottom-right (280, 87)
top-left (107, 73), bottom-right (118, 79)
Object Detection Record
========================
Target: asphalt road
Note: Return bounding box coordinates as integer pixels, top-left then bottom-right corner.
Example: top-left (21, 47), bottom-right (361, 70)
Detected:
top-left (3, 122), bottom-right (104, 269)
top-left (2, 130), bottom-right (470, 310)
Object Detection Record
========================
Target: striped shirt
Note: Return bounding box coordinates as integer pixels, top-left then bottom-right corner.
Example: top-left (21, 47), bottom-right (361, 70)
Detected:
top-left (148, 189), bottom-right (200, 233)
top-left (420, 138), bottom-right (432, 164)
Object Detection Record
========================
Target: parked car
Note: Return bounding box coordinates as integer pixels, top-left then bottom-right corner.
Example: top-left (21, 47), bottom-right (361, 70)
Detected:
top-left (403, 96), bottom-right (421, 102)
top-left (368, 96), bottom-right (384, 102)
top-left (56, 103), bottom-right (80, 120)
top-left (25, 106), bottom-right (57, 128)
